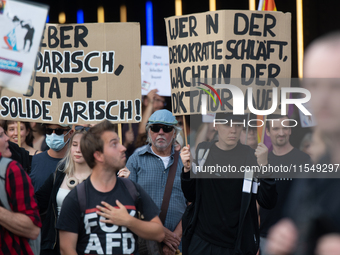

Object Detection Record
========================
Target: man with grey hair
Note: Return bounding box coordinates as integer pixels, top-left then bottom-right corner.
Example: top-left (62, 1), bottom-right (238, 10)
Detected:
top-left (127, 109), bottom-right (186, 255)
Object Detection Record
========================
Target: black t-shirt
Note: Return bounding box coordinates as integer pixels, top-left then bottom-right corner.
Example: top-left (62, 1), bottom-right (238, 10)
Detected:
top-left (56, 177), bottom-right (159, 255)
top-left (195, 142), bottom-right (258, 248)
top-left (260, 148), bottom-right (311, 237)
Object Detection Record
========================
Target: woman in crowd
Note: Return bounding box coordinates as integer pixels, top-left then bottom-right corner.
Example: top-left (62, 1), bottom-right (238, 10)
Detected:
top-left (36, 127), bottom-right (91, 254)
top-left (3, 120), bottom-right (42, 155)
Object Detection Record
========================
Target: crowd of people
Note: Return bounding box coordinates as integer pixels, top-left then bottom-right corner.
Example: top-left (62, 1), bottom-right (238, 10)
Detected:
top-left (1, 32), bottom-right (340, 255)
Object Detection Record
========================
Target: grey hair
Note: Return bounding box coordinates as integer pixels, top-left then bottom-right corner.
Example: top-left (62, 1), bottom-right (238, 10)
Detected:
top-left (146, 123), bottom-right (182, 145)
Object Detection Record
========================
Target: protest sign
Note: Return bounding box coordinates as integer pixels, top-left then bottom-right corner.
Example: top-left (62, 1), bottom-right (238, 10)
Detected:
top-left (0, 22), bottom-right (142, 124)
top-left (0, 0), bottom-right (49, 94)
top-left (141, 45), bottom-right (171, 96)
top-left (165, 10), bottom-right (291, 115)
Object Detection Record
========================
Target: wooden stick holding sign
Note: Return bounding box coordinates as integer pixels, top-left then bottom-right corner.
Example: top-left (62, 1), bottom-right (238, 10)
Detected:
top-left (245, 113), bottom-right (250, 145)
top-left (261, 116), bottom-right (267, 144)
top-left (118, 124), bottom-right (122, 144)
top-left (182, 115), bottom-right (188, 146)
top-left (17, 121), bottom-right (21, 148)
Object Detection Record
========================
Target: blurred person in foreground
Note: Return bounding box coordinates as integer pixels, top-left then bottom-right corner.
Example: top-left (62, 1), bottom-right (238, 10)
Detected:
top-left (306, 128), bottom-right (328, 164)
top-left (267, 31), bottom-right (340, 255)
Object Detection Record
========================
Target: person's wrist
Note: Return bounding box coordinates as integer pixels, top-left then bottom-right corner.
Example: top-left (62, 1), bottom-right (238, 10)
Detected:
top-left (258, 159), bottom-right (268, 166)
top-left (147, 97), bottom-right (154, 104)
top-left (125, 214), bottom-right (135, 228)
top-left (183, 165), bottom-right (191, 172)
top-left (174, 229), bottom-right (182, 238)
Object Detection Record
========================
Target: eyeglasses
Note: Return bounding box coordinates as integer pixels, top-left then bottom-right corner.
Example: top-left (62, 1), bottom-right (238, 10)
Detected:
top-left (45, 128), bottom-right (70, 135)
top-left (150, 125), bottom-right (174, 133)
top-left (75, 125), bottom-right (90, 132)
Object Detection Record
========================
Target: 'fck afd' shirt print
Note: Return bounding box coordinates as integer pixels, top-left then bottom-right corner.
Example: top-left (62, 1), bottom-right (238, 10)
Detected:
top-left (57, 178), bottom-right (160, 255)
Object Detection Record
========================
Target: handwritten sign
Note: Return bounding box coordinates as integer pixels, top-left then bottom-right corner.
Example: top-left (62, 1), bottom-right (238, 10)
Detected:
top-left (0, 23), bottom-right (142, 124)
top-left (165, 10), bottom-right (291, 115)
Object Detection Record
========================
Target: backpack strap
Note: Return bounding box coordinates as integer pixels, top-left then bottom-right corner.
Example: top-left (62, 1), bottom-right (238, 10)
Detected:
top-left (120, 177), bottom-right (138, 201)
top-left (0, 157), bottom-right (13, 211)
top-left (120, 177), bottom-right (143, 219)
top-left (76, 181), bottom-right (86, 217)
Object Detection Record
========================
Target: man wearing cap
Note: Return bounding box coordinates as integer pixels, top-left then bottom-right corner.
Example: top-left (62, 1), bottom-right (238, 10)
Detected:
top-left (30, 124), bottom-right (73, 191)
top-left (127, 109), bottom-right (187, 255)
top-left (180, 112), bottom-right (277, 255)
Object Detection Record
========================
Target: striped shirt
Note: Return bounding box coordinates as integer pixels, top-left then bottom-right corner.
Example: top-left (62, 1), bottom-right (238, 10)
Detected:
top-left (0, 154), bottom-right (41, 255)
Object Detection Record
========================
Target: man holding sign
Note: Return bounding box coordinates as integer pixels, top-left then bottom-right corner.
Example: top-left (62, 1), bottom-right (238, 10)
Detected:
top-left (180, 112), bottom-right (277, 255)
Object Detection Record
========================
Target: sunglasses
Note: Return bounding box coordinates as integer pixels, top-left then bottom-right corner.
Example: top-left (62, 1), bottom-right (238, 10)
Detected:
top-left (75, 125), bottom-right (90, 132)
top-left (150, 125), bottom-right (174, 133)
top-left (46, 128), bottom-right (70, 135)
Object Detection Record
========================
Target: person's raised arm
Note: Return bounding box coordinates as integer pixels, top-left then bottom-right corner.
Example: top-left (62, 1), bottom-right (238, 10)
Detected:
top-left (181, 145), bottom-right (191, 173)
top-left (180, 145), bottom-right (196, 202)
top-left (138, 89), bottom-right (158, 134)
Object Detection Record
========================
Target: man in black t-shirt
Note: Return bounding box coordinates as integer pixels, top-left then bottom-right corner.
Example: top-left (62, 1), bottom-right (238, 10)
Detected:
top-left (259, 115), bottom-right (311, 255)
top-left (180, 113), bottom-right (277, 255)
top-left (57, 120), bottom-right (164, 255)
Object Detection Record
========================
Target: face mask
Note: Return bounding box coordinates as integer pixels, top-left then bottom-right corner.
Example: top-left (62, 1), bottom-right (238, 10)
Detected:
top-left (46, 130), bottom-right (70, 152)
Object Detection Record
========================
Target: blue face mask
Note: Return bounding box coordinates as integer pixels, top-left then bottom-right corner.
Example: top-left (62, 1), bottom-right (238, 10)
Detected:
top-left (46, 130), bottom-right (70, 151)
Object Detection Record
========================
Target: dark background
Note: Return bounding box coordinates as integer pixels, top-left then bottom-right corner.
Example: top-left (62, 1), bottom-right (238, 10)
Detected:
top-left (32, 0), bottom-right (340, 148)
top-left (33, 0), bottom-right (340, 79)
